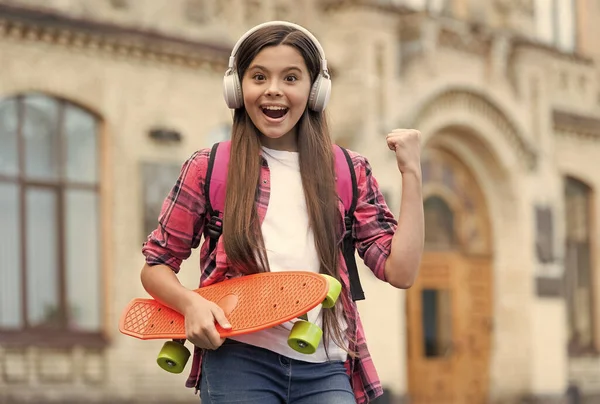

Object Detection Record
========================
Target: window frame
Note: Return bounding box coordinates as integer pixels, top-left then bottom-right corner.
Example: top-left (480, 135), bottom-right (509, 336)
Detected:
top-left (0, 93), bottom-right (107, 348)
top-left (564, 175), bottom-right (597, 356)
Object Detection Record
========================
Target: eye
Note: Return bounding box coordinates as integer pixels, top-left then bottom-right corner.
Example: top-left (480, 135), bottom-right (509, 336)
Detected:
top-left (285, 75), bottom-right (298, 82)
top-left (253, 73), bottom-right (266, 81)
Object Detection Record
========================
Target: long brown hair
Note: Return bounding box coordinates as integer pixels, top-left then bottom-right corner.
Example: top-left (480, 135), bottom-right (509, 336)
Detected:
top-left (221, 25), bottom-right (349, 355)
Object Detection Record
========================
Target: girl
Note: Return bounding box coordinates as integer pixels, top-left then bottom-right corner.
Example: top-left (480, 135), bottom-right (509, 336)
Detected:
top-left (140, 21), bottom-right (424, 404)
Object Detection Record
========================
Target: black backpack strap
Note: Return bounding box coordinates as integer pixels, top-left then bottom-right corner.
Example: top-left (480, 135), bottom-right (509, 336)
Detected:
top-left (204, 143), bottom-right (222, 254)
top-left (339, 147), bottom-right (365, 301)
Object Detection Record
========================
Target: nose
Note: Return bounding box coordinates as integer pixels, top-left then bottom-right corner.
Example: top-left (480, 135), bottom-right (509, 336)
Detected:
top-left (265, 81), bottom-right (283, 97)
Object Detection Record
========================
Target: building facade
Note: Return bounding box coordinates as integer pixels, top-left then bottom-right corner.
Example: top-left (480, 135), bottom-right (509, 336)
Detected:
top-left (0, 0), bottom-right (599, 403)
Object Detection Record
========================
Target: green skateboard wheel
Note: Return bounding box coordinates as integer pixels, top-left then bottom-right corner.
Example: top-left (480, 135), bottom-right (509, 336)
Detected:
top-left (321, 274), bottom-right (342, 309)
top-left (157, 340), bottom-right (191, 374)
top-left (288, 320), bottom-right (323, 354)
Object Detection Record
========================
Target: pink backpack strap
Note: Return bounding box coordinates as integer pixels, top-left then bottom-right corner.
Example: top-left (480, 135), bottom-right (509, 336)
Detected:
top-left (333, 145), bottom-right (357, 215)
top-left (333, 145), bottom-right (364, 301)
top-left (204, 141), bottom-right (231, 242)
top-left (206, 140), bottom-right (231, 215)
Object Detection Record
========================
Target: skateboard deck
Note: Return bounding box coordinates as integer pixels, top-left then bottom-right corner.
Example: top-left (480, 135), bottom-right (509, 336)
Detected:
top-left (119, 271), bottom-right (329, 340)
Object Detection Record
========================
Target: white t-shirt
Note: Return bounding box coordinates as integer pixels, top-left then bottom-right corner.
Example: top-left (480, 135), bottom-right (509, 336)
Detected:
top-left (228, 146), bottom-right (348, 362)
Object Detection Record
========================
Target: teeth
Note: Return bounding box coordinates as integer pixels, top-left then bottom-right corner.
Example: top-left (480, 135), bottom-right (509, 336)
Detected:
top-left (263, 106), bottom-right (287, 110)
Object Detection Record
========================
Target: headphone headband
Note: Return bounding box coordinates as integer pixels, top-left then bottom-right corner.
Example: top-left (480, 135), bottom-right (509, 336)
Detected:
top-left (227, 21), bottom-right (329, 75)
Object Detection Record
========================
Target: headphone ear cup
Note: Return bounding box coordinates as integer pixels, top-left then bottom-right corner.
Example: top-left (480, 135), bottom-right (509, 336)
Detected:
top-left (308, 74), bottom-right (331, 112)
top-left (223, 72), bottom-right (243, 109)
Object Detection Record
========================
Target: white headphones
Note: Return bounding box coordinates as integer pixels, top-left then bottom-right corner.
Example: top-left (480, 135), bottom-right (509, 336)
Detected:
top-left (222, 21), bottom-right (332, 112)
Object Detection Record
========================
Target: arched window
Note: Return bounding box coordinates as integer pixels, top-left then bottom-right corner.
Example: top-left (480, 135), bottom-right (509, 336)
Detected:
top-left (0, 93), bottom-right (102, 344)
top-left (564, 176), bottom-right (595, 355)
top-left (424, 195), bottom-right (457, 250)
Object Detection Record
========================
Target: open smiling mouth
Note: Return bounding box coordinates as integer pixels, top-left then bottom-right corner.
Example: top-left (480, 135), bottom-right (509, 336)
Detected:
top-left (262, 106), bottom-right (289, 120)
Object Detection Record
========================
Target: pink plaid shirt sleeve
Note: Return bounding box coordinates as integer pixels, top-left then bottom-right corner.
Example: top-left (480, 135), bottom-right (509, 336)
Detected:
top-left (142, 149), bottom-right (210, 273)
top-left (350, 151), bottom-right (398, 281)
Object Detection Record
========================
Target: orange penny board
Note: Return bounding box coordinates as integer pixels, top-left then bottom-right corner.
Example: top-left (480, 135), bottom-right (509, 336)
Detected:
top-left (119, 271), bottom-right (328, 340)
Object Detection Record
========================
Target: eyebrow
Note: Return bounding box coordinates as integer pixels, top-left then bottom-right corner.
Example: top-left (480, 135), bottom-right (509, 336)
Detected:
top-left (248, 65), bottom-right (303, 74)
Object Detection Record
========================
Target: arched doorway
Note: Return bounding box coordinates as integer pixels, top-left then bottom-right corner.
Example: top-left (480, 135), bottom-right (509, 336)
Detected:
top-left (407, 147), bottom-right (493, 404)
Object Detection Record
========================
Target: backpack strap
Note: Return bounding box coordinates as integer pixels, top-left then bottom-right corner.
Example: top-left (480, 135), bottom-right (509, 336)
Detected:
top-left (204, 141), bottom-right (231, 253)
top-left (333, 145), bottom-right (365, 301)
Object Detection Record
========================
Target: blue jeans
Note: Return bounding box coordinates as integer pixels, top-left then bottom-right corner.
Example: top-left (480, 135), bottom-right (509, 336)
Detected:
top-left (200, 339), bottom-right (356, 404)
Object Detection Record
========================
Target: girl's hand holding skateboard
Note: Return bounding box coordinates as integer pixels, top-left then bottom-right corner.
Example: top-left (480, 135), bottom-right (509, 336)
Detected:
top-left (183, 293), bottom-right (231, 350)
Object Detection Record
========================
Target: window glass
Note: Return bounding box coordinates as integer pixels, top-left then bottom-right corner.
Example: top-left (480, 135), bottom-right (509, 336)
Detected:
top-left (23, 95), bottom-right (60, 181)
top-left (422, 289), bottom-right (453, 358)
top-left (26, 188), bottom-right (59, 328)
top-left (0, 183), bottom-right (22, 328)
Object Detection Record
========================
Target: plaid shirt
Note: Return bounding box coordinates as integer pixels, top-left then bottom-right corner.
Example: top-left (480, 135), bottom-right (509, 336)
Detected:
top-left (142, 145), bottom-right (398, 404)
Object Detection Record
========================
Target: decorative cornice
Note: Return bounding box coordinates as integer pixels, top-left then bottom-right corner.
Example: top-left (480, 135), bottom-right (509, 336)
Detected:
top-left (414, 90), bottom-right (538, 171)
top-left (553, 110), bottom-right (600, 140)
top-left (320, 0), bottom-right (413, 14)
top-left (493, 0), bottom-right (535, 17)
top-left (511, 36), bottom-right (594, 66)
top-left (0, 3), bottom-right (230, 71)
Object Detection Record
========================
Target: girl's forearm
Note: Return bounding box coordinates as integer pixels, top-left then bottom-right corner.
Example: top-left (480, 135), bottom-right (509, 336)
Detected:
top-left (384, 171), bottom-right (425, 289)
top-left (140, 264), bottom-right (200, 314)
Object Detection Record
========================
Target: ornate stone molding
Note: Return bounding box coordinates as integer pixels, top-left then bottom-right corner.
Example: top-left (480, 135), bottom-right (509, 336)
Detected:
top-left (511, 36), bottom-right (594, 66)
top-left (0, 3), bottom-right (229, 71)
top-left (553, 110), bottom-right (600, 141)
top-left (415, 90), bottom-right (538, 170)
top-left (437, 24), bottom-right (492, 56)
top-left (494, 0), bottom-right (534, 16)
top-left (320, 0), bottom-right (412, 14)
